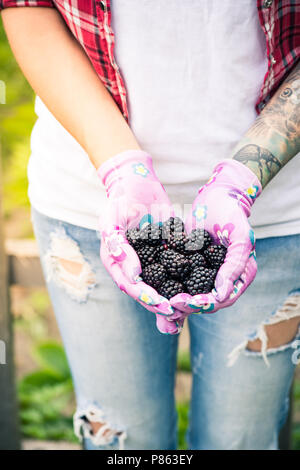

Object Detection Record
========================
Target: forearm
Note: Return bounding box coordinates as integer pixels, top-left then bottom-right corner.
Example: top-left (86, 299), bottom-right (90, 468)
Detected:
top-left (1, 8), bottom-right (140, 168)
top-left (231, 61), bottom-right (300, 188)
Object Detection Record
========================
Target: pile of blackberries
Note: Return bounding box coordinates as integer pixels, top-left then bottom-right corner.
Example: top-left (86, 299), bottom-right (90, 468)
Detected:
top-left (126, 217), bottom-right (227, 300)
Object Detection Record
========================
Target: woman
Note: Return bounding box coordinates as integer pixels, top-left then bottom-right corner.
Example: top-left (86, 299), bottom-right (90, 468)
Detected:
top-left (2, 0), bottom-right (300, 450)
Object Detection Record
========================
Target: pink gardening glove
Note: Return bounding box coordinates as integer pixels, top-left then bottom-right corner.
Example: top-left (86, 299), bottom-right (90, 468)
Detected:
top-left (98, 149), bottom-right (182, 335)
top-left (170, 159), bottom-right (262, 316)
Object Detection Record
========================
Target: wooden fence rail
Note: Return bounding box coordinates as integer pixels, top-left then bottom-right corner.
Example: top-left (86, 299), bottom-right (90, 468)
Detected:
top-left (0, 237), bottom-right (295, 450)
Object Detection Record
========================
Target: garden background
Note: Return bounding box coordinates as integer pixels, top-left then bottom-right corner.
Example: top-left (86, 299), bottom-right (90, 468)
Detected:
top-left (1, 19), bottom-right (300, 450)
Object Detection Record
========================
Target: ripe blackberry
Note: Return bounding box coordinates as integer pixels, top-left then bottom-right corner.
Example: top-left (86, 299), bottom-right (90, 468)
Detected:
top-left (162, 217), bottom-right (185, 241)
top-left (204, 245), bottom-right (227, 268)
top-left (159, 279), bottom-right (185, 300)
top-left (142, 263), bottom-right (167, 289)
top-left (184, 229), bottom-right (212, 253)
top-left (136, 245), bottom-right (158, 267)
top-left (168, 232), bottom-right (188, 253)
top-left (186, 266), bottom-right (216, 295)
top-left (159, 249), bottom-right (191, 278)
top-left (188, 252), bottom-right (207, 269)
top-left (155, 243), bottom-right (166, 253)
top-left (126, 228), bottom-right (143, 248)
top-left (139, 223), bottom-right (162, 246)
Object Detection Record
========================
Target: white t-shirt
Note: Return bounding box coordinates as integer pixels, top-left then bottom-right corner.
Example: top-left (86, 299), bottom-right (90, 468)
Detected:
top-left (28, 0), bottom-right (300, 239)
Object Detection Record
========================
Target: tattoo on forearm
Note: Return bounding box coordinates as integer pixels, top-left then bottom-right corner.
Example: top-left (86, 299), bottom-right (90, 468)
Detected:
top-left (233, 60), bottom-right (300, 187)
top-left (234, 144), bottom-right (282, 185)
top-left (251, 62), bottom-right (300, 142)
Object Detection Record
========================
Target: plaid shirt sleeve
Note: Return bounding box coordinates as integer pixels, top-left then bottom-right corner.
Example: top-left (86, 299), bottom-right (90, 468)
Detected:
top-left (1, 0), bottom-right (299, 121)
top-left (0, 0), bottom-right (54, 10)
top-left (256, 0), bottom-right (300, 113)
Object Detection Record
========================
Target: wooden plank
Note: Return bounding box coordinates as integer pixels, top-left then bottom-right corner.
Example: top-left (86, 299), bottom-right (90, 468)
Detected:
top-left (0, 162), bottom-right (20, 449)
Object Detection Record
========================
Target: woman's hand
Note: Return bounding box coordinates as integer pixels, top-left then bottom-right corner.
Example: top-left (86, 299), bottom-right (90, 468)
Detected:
top-left (170, 159), bottom-right (261, 316)
top-left (98, 149), bottom-right (184, 334)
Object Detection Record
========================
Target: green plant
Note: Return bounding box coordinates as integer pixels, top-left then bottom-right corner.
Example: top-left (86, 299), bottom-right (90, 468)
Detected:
top-left (177, 350), bottom-right (191, 373)
top-left (18, 340), bottom-right (78, 443)
top-left (177, 401), bottom-right (189, 450)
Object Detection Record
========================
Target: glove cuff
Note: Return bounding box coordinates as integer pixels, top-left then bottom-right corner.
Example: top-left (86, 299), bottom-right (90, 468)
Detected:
top-left (97, 150), bottom-right (152, 187)
top-left (213, 159), bottom-right (262, 205)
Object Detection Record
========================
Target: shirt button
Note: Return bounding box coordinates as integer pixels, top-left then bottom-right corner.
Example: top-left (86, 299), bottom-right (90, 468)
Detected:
top-left (263, 0), bottom-right (273, 8)
top-left (100, 1), bottom-right (106, 11)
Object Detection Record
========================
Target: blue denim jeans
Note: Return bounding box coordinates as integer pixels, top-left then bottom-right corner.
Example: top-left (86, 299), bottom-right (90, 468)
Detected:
top-left (31, 207), bottom-right (300, 450)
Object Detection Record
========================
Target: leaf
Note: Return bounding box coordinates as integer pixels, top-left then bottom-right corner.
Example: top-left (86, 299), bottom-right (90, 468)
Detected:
top-left (19, 370), bottom-right (61, 389)
top-left (33, 341), bottom-right (71, 379)
top-left (19, 380), bottom-right (73, 405)
top-left (20, 408), bottom-right (44, 425)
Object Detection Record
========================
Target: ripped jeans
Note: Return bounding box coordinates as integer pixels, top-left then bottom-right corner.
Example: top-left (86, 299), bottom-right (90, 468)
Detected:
top-left (31, 207), bottom-right (300, 450)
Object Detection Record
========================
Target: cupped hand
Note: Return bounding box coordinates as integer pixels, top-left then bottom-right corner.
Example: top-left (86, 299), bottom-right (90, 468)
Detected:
top-left (98, 149), bottom-right (183, 334)
top-left (170, 159), bottom-right (261, 317)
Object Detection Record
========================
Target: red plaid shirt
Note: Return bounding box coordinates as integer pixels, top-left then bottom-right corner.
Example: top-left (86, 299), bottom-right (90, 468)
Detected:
top-left (1, 0), bottom-right (300, 120)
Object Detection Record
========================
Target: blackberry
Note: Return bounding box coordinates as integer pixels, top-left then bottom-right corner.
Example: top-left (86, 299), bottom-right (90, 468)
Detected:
top-left (159, 249), bottom-right (192, 278)
top-left (142, 263), bottom-right (167, 289)
top-left (162, 217), bottom-right (185, 241)
top-left (168, 232), bottom-right (188, 253)
top-left (155, 243), bottom-right (168, 257)
top-left (184, 229), bottom-right (212, 253)
top-left (186, 266), bottom-right (216, 295)
top-left (136, 245), bottom-right (158, 267)
top-left (204, 245), bottom-right (227, 268)
top-left (126, 228), bottom-right (143, 248)
top-left (159, 279), bottom-right (185, 300)
top-left (177, 260), bottom-right (194, 282)
top-left (139, 223), bottom-right (162, 246)
top-left (188, 252), bottom-right (207, 269)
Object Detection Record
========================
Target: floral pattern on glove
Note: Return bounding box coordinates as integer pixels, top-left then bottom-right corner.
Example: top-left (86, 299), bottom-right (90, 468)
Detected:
top-left (246, 184), bottom-right (260, 200)
top-left (103, 230), bottom-right (126, 262)
top-left (132, 162), bottom-right (150, 177)
top-left (213, 223), bottom-right (235, 247)
top-left (192, 204), bottom-right (207, 222)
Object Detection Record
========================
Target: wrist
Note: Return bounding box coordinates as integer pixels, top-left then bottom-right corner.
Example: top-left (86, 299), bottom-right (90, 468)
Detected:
top-left (213, 158), bottom-right (262, 204)
top-left (97, 149), bottom-right (153, 187)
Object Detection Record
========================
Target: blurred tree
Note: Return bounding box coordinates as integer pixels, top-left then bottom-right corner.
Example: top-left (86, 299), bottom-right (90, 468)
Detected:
top-left (0, 20), bottom-right (36, 164)
top-left (0, 20), bottom-right (36, 221)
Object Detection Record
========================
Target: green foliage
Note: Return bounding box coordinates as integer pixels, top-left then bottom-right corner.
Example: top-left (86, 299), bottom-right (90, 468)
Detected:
top-left (177, 401), bottom-right (189, 450)
top-left (0, 20), bottom-right (36, 220)
top-left (294, 380), bottom-right (300, 400)
top-left (0, 21), bottom-right (36, 162)
top-left (32, 341), bottom-right (71, 380)
top-left (2, 141), bottom-right (30, 216)
top-left (18, 340), bottom-right (79, 443)
top-left (293, 423), bottom-right (300, 450)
